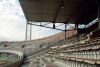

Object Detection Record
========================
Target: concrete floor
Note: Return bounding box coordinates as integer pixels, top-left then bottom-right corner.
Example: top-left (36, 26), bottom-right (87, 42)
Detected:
top-left (20, 61), bottom-right (68, 67)
top-left (20, 63), bottom-right (30, 67)
top-left (53, 61), bottom-right (67, 67)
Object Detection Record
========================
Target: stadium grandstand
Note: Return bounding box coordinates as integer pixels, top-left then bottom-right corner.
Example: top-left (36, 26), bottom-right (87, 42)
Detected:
top-left (0, 0), bottom-right (100, 67)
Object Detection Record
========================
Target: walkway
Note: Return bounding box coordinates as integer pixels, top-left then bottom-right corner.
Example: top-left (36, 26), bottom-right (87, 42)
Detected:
top-left (53, 61), bottom-right (68, 67)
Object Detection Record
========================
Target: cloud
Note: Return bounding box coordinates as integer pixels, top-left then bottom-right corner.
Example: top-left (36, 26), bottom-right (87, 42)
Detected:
top-left (0, 0), bottom-right (26, 41)
top-left (0, 0), bottom-right (3, 2)
top-left (0, 36), bottom-right (10, 41)
top-left (0, 0), bottom-right (61, 41)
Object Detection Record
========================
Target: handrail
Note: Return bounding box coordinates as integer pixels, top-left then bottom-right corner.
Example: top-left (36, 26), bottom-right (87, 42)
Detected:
top-left (0, 50), bottom-right (23, 58)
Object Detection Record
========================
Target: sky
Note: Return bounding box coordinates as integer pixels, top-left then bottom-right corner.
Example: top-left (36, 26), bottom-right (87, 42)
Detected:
top-left (0, 0), bottom-right (62, 41)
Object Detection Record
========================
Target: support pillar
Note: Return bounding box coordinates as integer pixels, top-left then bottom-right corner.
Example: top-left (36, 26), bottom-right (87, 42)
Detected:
top-left (25, 21), bottom-right (32, 41)
top-left (65, 24), bottom-right (67, 39)
top-left (97, 0), bottom-right (100, 29)
top-left (25, 21), bottom-right (28, 41)
top-left (75, 24), bottom-right (78, 30)
top-left (30, 23), bottom-right (32, 40)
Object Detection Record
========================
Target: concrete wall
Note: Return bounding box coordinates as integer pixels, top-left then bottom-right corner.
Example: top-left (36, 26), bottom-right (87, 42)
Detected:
top-left (0, 50), bottom-right (23, 67)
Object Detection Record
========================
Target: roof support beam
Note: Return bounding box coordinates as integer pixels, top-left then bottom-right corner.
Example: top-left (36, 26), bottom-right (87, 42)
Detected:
top-left (52, 0), bottom-right (63, 23)
top-left (66, 0), bottom-right (84, 24)
top-left (30, 23), bottom-right (64, 31)
top-left (30, 23), bottom-right (73, 31)
top-left (20, 0), bottom-right (81, 4)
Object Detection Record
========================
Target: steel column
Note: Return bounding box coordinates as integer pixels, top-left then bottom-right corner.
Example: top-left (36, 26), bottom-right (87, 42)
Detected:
top-left (65, 24), bottom-right (67, 39)
top-left (25, 21), bottom-right (32, 41)
top-left (30, 22), bottom-right (32, 40)
top-left (25, 21), bottom-right (28, 41)
top-left (75, 24), bottom-right (78, 30)
top-left (97, 0), bottom-right (100, 29)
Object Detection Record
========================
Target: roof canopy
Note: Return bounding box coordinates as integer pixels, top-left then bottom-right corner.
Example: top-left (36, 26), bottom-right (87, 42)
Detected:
top-left (19, 0), bottom-right (97, 24)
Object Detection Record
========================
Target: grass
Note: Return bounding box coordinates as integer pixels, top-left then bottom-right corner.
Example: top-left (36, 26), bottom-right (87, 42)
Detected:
top-left (0, 57), bottom-right (16, 62)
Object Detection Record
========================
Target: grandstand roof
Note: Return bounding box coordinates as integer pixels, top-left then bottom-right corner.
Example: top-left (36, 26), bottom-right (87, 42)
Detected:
top-left (19, 0), bottom-right (97, 24)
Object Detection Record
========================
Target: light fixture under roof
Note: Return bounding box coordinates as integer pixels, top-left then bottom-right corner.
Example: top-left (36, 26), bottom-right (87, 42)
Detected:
top-left (61, 0), bottom-right (64, 8)
top-left (61, 3), bottom-right (64, 8)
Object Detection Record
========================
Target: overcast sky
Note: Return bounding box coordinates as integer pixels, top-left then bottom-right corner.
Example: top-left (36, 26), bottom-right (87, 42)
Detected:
top-left (0, 0), bottom-right (62, 41)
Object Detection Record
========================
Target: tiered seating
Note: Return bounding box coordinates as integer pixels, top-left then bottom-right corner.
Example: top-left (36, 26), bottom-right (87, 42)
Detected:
top-left (30, 63), bottom-right (37, 67)
top-left (41, 58), bottom-right (58, 67)
top-left (0, 32), bottom-right (92, 67)
top-left (40, 35), bottom-right (100, 67)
